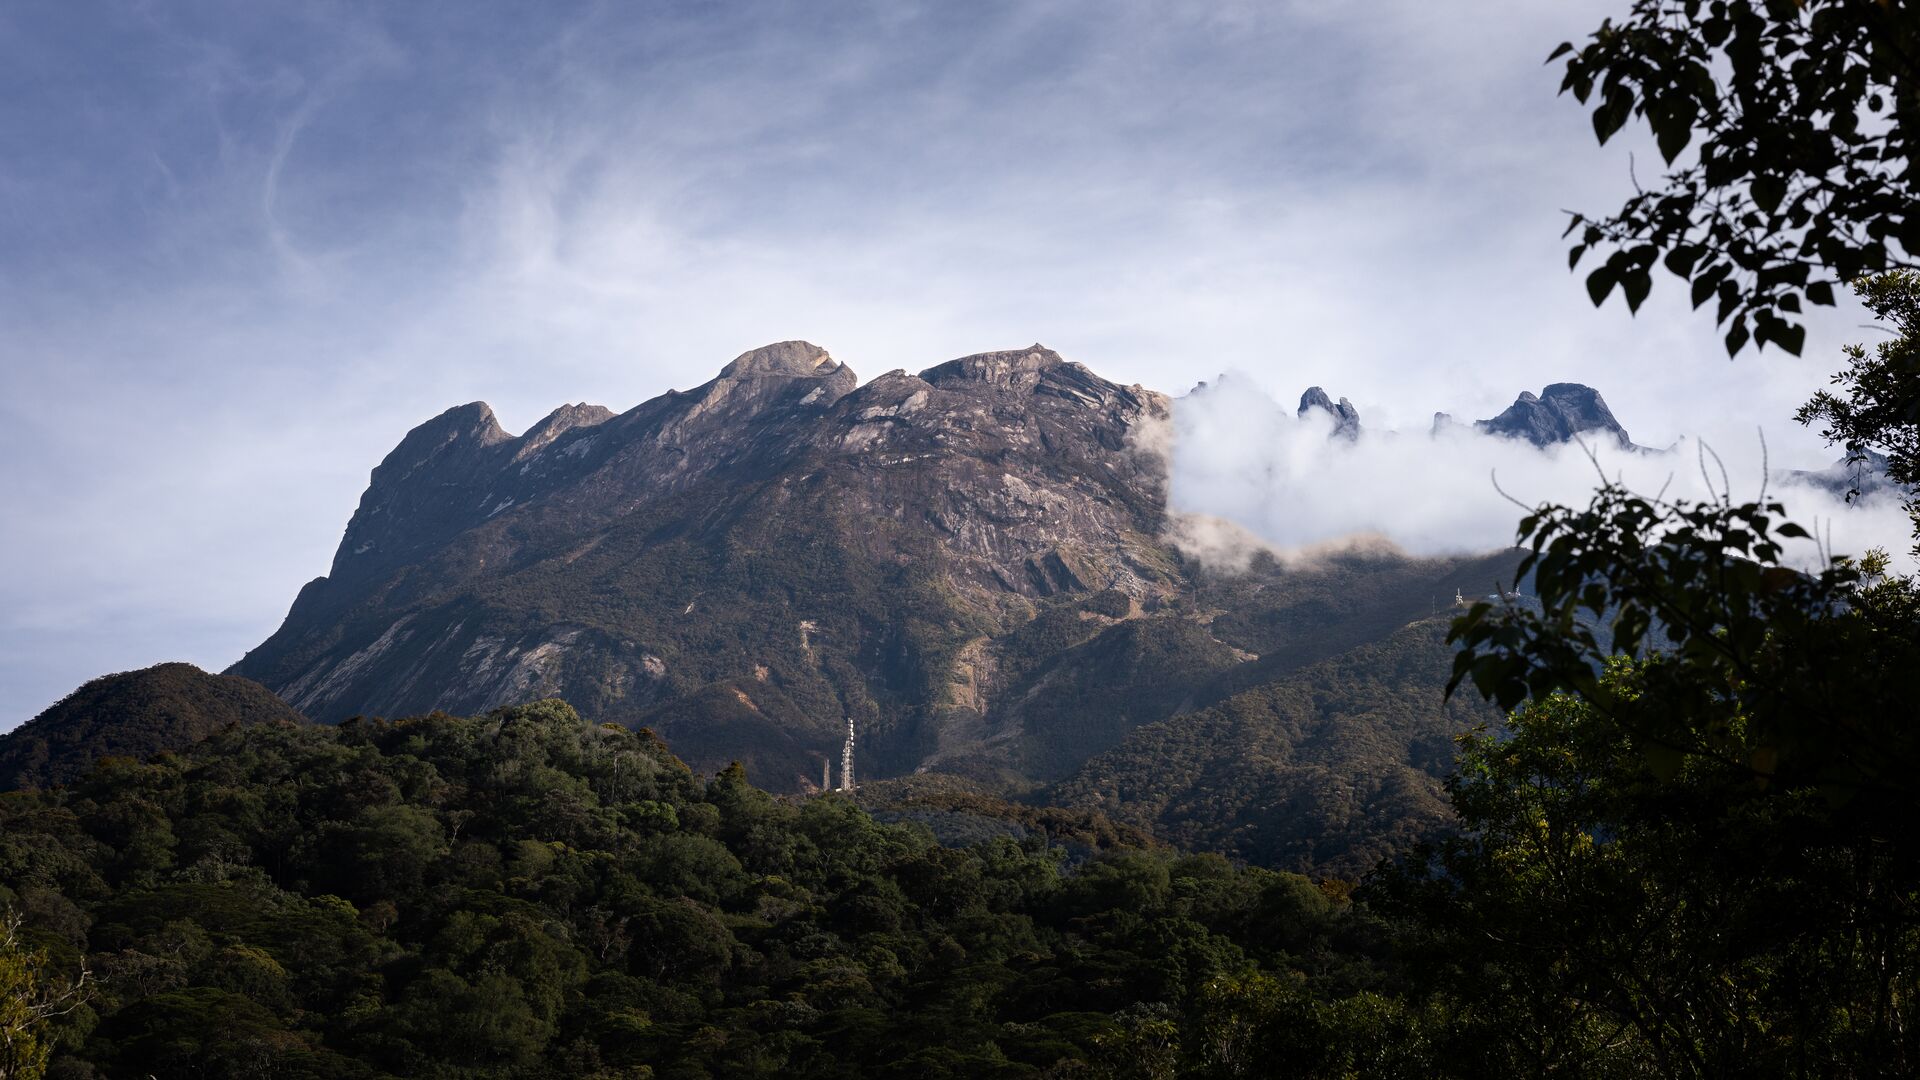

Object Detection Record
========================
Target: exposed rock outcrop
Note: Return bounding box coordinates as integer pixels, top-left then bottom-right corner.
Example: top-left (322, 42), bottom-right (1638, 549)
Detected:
top-left (1474, 382), bottom-right (1635, 448)
top-left (1298, 386), bottom-right (1361, 439)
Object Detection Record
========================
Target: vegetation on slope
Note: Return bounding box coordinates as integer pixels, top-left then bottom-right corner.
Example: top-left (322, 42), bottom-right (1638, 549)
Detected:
top-left (0, 700), bottom-right (1423, 1080)
top-left (0, 664), bottom-right (305, 793)
top-left (1050, 619), bottom-right (1499, 878)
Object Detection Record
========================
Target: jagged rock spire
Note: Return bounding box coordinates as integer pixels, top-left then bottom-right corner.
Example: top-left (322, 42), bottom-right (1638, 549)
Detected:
top-left (1298, 386), bottom-right (1361, 440)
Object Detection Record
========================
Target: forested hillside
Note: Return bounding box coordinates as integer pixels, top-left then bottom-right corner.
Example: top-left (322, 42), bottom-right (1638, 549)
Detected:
top-left (0, 700), bottom-right (1439, 1079)
top-left (0, 664), bottom-right (305, 793)
top-left (1052, 619), bottom-right (1499, 877)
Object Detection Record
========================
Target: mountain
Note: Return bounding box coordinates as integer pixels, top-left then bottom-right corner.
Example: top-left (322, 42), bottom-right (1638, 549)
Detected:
top-left (0, 662), bottom-right (305, 791)
top-left (1298, 386), bottom-right (1362, 439)
top-left (1787, 447), bottom-right (1895, 499)
top-left (1474, 382), bottom-right (1636, 448)
top-left (230, 341), bottom-right (1527, 822)
top-left (1050, 616), bottom-right (1498, 878)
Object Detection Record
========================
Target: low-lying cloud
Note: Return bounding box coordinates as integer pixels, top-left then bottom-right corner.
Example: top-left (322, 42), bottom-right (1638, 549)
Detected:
top-left (1156, 374), bottom-right (1915, 574)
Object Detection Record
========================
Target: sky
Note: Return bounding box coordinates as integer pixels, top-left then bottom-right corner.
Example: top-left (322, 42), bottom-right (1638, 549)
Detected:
top-left (0, 0), bottom-right (1896, 727)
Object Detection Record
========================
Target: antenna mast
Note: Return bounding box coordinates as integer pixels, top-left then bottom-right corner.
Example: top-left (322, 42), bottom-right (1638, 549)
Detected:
top-left (838, 716), bottom-right (855, 792)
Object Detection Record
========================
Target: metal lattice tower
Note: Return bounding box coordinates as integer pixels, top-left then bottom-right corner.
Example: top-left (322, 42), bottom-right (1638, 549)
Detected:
top-left (838, 716), bottom-right (855, 792)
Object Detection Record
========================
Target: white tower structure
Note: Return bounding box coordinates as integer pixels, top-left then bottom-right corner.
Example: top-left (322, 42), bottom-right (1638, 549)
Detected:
top-left (838, 716), bottom-right (856, 792)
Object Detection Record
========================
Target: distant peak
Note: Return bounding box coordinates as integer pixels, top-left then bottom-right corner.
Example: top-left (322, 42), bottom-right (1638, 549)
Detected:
top-left (1539, 383), bottom-right (1606, 405)
top-left (515, 402), bottom-right (615, 459)
top-left (1475, 383), bottom-right (1631, 448)
top-left (440, 400), bottom-right (504, 431)
top-left (918, 344), bottom-right (1066, 386)
top-left (1297, 386), bottom-right (1361, 439)
top-left (536, 402), bottom-right (615, 427)
top-left (396, 401), bottom-right (510, 455)
top-left (719, 341), bottom-right (842, 380)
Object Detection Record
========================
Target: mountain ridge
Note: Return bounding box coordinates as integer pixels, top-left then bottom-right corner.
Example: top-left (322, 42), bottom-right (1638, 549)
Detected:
top-left (230, 341), bottom-right (1556, 802)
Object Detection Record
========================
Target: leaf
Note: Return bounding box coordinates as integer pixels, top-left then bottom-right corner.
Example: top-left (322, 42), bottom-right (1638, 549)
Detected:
top-left (1691, 271), bottom-right (1719, 309)
top-left (1593, 88), bottom-right (1634, 145)
top-left (1725, 317), bottom-right (1751, 356)
top-left (1547, 42), bottom-right (1574, 62)
top-left (1751, 173), bottom-right (1787, 213)
top-left (1622, 270), bottom-right (1653, 313)
top-left (1587, 266), bottom-right (1620, 307)
top-left (1806, 281), bottom-right (1835, 306)
top-left (1664, 245), bottom-right (1703, 277)
top-left (1773, 320), bottom-right (1806, 355)
top-left (1655, 111), bottom-right (1693, 164)
top-left (1716, 280), bottom-right (1740, 324)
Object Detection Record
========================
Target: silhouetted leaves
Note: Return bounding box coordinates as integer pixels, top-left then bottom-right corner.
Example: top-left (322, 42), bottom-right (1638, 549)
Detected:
top-left (1556, 1), bottom-right (1920, 354)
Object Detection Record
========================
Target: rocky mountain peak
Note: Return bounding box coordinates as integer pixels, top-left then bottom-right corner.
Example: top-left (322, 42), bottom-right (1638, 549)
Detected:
top-left (1474, 382), bottom-right (1633, 448)
top-left (919, 344), bottom-right (1067, 389)
top-left (1297, 386), bottom-right (1362, 439)
top-left (514, 403), bottom-right (615, 461)
top-left (375, 402), bottom-right (510, 479)
top-left (239, 339), bottom-right (1191, 777)
top-left (677, 341), bottom-right (859, 424)
top-left (718, 340), bottom-right (844, 381)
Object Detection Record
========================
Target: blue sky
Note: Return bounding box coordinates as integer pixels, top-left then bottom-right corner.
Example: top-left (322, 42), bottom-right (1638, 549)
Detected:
top-left (0, 0), bottom-right (1883, 726)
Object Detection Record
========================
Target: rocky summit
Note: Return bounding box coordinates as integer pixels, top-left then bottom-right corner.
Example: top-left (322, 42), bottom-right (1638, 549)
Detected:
top-left (1298, 386), bottom-right (1362, 439)
top-left (1473, 382), bottom-right (1637, 448)
top-left (230, 342), bottom-right (1513, 828)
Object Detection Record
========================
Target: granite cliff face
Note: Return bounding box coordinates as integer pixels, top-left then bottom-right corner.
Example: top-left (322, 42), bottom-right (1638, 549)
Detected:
top-left (233, 342), bottom-right (1517, 798)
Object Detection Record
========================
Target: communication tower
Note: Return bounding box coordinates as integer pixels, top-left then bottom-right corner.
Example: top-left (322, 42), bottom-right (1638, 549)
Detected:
top-left (838, 716), bottom-right (856, 792)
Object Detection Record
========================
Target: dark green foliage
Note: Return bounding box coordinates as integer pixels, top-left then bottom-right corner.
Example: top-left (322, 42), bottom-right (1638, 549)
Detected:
top-left (1051, 619), bottom-right (1499, 878)
top-left (1004, 616), bottom-right (1247, 782)
top-left (1557, 1), bottom-right (1920, 354)
top-left (0, 663), bottom-right (305, 792)
top-left (1377, 676), bottom-right (1920, 1077)
top-left (1414, 442), bottom-right (1920, 1074)
top-left (0, 699), bottom-right (1416, 1078)
top-left (1447, 477), bottom-right (1919, 817)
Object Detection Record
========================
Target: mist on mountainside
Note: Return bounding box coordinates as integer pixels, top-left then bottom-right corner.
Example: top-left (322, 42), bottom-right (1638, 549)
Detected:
top-left (1152, 373), bottom-right (1913, 572)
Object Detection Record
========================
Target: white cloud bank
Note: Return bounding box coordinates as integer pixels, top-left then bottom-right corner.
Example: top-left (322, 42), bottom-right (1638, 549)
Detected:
top-left (1156, 375), bottom-right (1915, 574)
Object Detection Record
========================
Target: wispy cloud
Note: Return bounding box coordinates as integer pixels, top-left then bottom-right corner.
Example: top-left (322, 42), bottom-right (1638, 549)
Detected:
top-left (0, 0), bottom-right (1889, 724)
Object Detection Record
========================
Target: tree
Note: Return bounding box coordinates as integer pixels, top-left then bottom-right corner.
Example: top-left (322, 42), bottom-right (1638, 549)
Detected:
top-left (1421, 419), bottom-right (1920, 1074)
top-left (1385, 675), bottom-right (1920, 1076)
top-left (1797, 271), bottom-right (1920, 552)
top-left (1557, 1), bottom-right (1920, 354)
top-left (0, 910), bottom-right (90, 1080)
